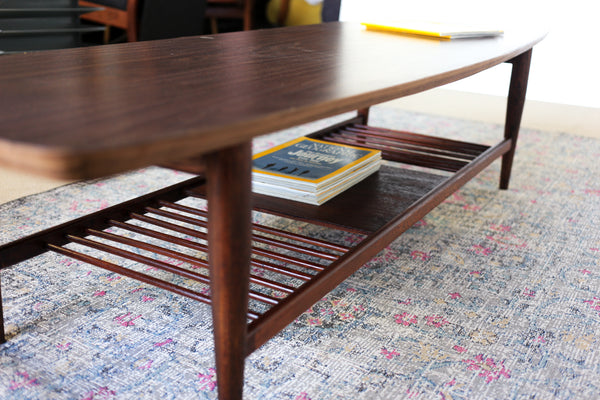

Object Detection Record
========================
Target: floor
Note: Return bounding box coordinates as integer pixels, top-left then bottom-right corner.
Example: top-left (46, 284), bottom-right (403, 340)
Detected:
top-left (1, 89), bottom-right (599, 205)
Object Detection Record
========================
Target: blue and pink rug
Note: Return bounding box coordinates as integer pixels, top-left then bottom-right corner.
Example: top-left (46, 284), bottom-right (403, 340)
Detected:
top-left (1, 107), bottom-right (599, 399)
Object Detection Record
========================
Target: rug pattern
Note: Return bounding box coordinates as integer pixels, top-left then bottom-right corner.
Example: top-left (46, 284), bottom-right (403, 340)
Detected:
top-left (0, 107), bottom-right (599, 399)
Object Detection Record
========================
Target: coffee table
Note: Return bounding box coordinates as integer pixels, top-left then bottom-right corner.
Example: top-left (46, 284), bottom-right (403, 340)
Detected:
top-left (0, 22), bottom-right (545, 399)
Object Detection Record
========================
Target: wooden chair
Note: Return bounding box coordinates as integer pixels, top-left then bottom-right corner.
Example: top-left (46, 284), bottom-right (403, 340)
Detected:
top-left (205, 0), bottom-right (254, 33)
top-left (0, 0), bottom-right (104, 54)
top-left (78, 0), bottom-right (140, 42)
top-left (137, 1), bottom-right (207, 41)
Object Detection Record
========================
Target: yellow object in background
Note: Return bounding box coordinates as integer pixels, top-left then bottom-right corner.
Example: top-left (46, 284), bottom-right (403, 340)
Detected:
top-left (267, 0), bottom-right (323, 26)
top-left (361, 21), bottom-right (504, 40)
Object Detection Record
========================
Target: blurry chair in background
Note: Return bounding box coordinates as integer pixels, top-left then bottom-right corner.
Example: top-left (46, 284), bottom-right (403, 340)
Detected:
top-left (137, 0), bottom-right (207, 41)
top-left (0, 0), bottom-right (104, 54)
top-left (205, 0), bottom-right (254, 33)
top-left (78, 0), bottom-right (207, 42)
top-left (78, 0), bottom-right (139, 42)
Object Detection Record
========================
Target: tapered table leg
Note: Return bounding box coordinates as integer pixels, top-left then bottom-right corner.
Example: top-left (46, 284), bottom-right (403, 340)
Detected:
top-left (500, 48), bottom-right (532, 189)
top-left (206, 141), bottom-right (252, 400)
top-left (0, 281), bottom-right (5, 344)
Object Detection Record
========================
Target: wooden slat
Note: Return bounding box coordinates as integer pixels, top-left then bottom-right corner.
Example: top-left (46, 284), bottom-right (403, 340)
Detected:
top-left (109, 220), bottom-right (317, 281)
top-left (249, 258), bottom-right (314, 281)
top-left (48, 243), bottom-right (259, 321)
top-left (323, 134), bottom-right (469, 172)
top-left (314, 123), bottom-right (493, 173)
top-left (158, 200), bottom-right (351, 253)
top-left (67, 235), bottom-right (281, 306)
top-left (87, 228), bottom-right (297, 294)
top-left (145, 207), bottom-right (342, 261)
top-left (129, 213), bottom-right (327, 271)
top-left (350, 124), bottom-right (490, 154)
top-left (0, 176), bottom-right (206, 270)
top-left (330, 130), bottom-right (479, 160)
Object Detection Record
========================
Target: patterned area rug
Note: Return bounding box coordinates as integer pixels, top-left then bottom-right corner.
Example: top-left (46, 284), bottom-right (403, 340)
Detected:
top-left (1, 107), bottom-right (599, 400)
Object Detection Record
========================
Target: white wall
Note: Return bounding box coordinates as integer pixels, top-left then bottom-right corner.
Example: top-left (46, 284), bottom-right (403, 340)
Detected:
top-left (340, 0), bottom-right (600, 108)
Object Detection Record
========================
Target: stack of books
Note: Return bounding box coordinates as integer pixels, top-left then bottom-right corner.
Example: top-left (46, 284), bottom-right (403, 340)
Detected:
top-left (252, 137), bottom-right (381, 205)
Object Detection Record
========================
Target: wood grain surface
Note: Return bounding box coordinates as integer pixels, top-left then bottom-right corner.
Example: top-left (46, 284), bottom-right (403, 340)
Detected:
top-left (0, 22), bottom-right (545, 179)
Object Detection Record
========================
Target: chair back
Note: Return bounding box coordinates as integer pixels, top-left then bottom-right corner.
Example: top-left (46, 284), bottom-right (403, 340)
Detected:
top-left (139, 0), bottom-right (207, 41)
top-left (0, 0), bottom-right (103, 54)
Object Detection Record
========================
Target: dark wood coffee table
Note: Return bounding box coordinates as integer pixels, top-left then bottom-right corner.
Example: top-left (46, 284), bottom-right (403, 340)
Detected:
top-left (0, 22), bottom-right (545, 399)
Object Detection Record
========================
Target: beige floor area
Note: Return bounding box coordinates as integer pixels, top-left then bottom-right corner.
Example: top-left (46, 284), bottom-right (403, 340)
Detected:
top-left (1, 89), bottom-right (599, 205)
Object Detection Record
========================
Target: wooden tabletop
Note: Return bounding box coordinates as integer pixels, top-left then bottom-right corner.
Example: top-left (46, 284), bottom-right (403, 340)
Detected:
top-left (0, 22), bottom-right (545, 179)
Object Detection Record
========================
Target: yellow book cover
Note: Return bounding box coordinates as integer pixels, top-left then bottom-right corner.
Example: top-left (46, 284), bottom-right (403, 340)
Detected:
top-left (252, 157), bottom-right (381, 205)
top-left (362, 21), bottom-right (503, 40)
top-left (252, 136), bottom-right (381, 195)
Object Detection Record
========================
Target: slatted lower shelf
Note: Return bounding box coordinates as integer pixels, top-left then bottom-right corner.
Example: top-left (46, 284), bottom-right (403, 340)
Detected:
top-left (48, 190), bottom-right (360, 323)
top-left (1, 121), bottom-right (507, 351)
top-left (314, 122), bottom-right (490, 172)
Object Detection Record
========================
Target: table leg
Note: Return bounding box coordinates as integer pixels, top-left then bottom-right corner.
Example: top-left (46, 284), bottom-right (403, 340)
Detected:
top-left (206, 141), bottom-right (252, 400)
top-left (500, 48), bottom-right (532, 189)
top-left (0, 281), bottom-right (5, 344)
top-left (357, 107), bottom-right (370, 124)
